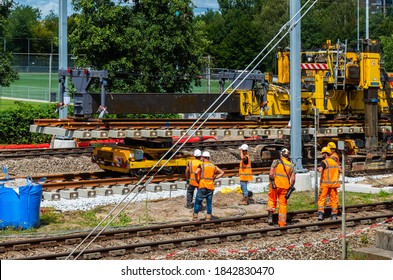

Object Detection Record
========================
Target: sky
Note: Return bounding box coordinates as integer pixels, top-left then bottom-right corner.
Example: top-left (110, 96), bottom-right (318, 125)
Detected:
top-left (14, 0), bottom-right (220, 18)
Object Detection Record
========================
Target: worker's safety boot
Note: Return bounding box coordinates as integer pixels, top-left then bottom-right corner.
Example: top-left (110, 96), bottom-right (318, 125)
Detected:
top-left (331, 214), bottom-right (337, 221)
top-left (206, 214), bottom-right (212, 221)
top-left (192, 213), bottom-right (198, 221)
top-left (317, 212), bottom-right (324, 221)
top-left (238, 196), bottom-right (249, 205)
top-left (267, 211), bottom-right (273, 225)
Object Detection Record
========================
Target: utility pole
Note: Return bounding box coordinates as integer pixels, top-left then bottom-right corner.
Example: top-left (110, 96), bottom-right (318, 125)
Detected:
top-left (384, 0), bottom-right (386, 17)
top-left (366, 0), bottom-right (369, 39)
top-left (48, 39), bottom-right (53, 102)
top-left (357, 0), bottom-right (360, 52)
top-left (290, 0), bottom-right (304, 171)
top-left (314, 108), bottom-right (319, 204)
top-left (58, 0), bottom-right (68, 118)
top-left (207, 55), bottom-right (211, 94)
top-left (338, 140), bottom-right (347, 260)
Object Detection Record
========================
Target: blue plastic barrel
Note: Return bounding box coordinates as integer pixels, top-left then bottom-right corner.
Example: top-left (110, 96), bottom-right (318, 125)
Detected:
top-left (0, 182), bottom-right (43, 229)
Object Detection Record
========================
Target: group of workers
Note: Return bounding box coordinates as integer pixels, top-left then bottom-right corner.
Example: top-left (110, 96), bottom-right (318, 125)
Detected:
top-left (185, 141), bottom-right (342, 226)
top-left (185, 149), bottom-right (225, 221)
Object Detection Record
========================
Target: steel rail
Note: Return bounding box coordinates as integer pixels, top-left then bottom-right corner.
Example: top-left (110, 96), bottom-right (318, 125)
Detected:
top-left (30, 167), bottom-right (270, 191)
top-left (8, 211), bottom-right (392, 260)
top-left (1, 201), bottom-right (392, 254)
top-left (0, 139), bottom-right (283, 160)
top-left (33, 118), bottom-right (391, 130)
top-left (0, 147), bottom-right (93, 159)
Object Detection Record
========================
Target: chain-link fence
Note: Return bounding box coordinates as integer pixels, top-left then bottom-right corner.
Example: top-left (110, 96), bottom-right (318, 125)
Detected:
top-left (1, 52), bottom-right (77, 102)
top-left (1, 39), bottom-right (240, 101)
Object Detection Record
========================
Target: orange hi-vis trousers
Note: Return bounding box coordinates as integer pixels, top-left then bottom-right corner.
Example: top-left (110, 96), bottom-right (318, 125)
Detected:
top-left (318, 187), bottom-right (338, 214)
top-left (267, 187), bottom-right (288, 227)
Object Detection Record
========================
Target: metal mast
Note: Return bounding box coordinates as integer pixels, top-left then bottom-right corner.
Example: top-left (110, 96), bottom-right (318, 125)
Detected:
top-left (290, 0), bottom-right (303, 171)
top-left (58, 0), bottom-right (68, 118)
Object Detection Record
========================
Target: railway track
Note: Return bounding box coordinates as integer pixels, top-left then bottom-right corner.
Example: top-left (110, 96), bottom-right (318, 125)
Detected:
top-left (0, 139), bottom-right (284, 160)
top-left (19, 167), bottom-right (270, 192)
top-left (2, 202), bottom-right (392, 260)
top-left (0, 147), bottom-right (93, 159)
top-left (8, 164), bottom-right (392, 193)
top-left (33, 117), bottom-right (392, 130)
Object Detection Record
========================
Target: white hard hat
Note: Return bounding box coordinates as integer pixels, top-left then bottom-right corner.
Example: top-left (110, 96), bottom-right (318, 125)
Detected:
top-left (193, 149), bottom-right (201, 157)
top-left (202, 151), bottom-right (210, 158)
top-left (239, 144), bottom-right (249, 151)
top-left (281, 148), bottom-right (290, 157)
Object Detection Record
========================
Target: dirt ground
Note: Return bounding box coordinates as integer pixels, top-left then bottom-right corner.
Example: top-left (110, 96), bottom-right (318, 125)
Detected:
top-left (89, 174), bottom-right (393, 226)
top-left (94, 191), bottom-right (269, 226)
top-left (51, 175), bottom-right (393, 230)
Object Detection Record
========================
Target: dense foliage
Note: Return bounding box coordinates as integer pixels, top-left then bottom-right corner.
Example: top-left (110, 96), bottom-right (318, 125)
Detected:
top-left (196, 0), bottom-right (393, 71)
top-left (69, 0), bottom-right (202, 93)
top-left (3, 0), bottom-right (393, 144)
top-left (0, 102), bottom-right (58, 144)
top-left (0, 0), bottom-right (18, 86)
top-left (4, 0), bottom-right (393, 79)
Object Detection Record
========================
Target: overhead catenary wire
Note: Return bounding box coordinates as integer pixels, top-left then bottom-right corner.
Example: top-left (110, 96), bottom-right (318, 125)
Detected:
top-left (68, 0), bottom-right (318, 261)
top-left (66, 0), bottom-right (319, 260)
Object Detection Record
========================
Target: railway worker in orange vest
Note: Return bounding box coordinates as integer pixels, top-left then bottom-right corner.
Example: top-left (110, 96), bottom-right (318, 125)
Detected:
top-left (238, 144), bottom-right (253, 205)
top-left (267, 148), bottom-right (296, 227)
top-left (317, 146), bottom-right (342, 221)
top-left (185, 149), bottom-right (202, 209)
top-left (325, 142), bottom-right (340, 207)
top-left (192, 151), bottom-right (224, 221)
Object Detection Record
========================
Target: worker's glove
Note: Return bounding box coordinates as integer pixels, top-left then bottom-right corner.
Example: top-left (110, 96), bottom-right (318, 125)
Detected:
top-left (285, 186), bottom-right (296, 199)
top-left (270, 176), bottom-right (276, 189)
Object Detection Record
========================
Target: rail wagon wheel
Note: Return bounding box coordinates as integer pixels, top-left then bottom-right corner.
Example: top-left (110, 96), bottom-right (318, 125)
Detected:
top-left (161, 167), bottom-right (174, 175)
top-left (130, 168), bottom-right (147, 178)
top-left (255, 144), bottom-right (282, 161)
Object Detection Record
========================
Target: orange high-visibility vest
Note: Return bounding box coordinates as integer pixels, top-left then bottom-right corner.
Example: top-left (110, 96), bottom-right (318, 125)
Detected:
top-left (199, 162), bottom-right (217, 190)
top-left (273, 158), bottom-right (294, 189)
top-left (188, 159), bottom-right (202, 187)
top-left (239, 155), bottom-right (253, 182)
top-left (320, 158), bottom-right (340, 188)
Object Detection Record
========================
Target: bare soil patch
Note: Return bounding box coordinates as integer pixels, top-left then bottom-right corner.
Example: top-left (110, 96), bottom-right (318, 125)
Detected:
top-left (96, 191), bottom-right (268, 226)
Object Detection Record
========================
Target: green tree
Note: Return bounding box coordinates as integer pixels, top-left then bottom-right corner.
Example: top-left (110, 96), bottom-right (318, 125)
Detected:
top-left (0, 102), bottom-right (56, 144)
top-left (381, 35), bottom-right (393, 71)
top-left (5, 4), bottom-right (41, 53)
top-left (194, 10), bottom-right (225, 70)
top-left (197, 0), bottom-right (288, 71)
top-left (70, 0), bottom-right (202, 93)
top-left (29, 10), bottom-right (59, 54)
top-left (0, 0), bottom-right (18, 87)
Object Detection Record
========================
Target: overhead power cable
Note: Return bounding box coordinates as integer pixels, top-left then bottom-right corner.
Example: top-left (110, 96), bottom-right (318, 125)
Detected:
top-left (66, 0), bottom-right (320, 260)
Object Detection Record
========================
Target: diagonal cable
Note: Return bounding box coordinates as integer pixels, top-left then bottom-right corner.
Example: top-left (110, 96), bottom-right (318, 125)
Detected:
top-left (67, 0), bottom-right (319, 260)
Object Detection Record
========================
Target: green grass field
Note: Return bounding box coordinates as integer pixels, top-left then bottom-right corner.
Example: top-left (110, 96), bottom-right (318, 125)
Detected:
top-left (0, 99), bottom-right (46, 111)
top-left (0, 73), bottom-right (58, 102)
top-left (192, 79), bottom-right (221, 93)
